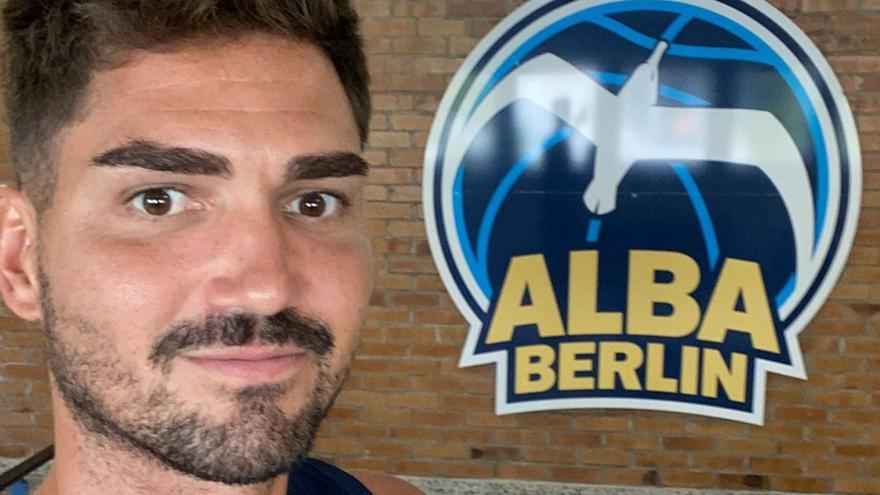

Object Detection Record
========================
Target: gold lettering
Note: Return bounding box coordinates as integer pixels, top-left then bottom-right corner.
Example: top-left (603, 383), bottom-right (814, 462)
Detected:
top-left (487, 255), bottom-right (565, 345)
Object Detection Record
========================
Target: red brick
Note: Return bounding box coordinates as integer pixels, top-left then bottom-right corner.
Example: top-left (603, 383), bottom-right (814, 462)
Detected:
top-left (0, 381), bottom-right (29, 396)
top-left (415, 57), bottom-right (464, 75)
top-left (748, 456), bottom-right (802, 473)
top-left (663, 436), bottom-right (715, 451)
top-left (2, 364), bottom-right (47, 381)
top-left (834, 478), bottom-right (880, 494)
top-left (361, 18), bottom-right (416, 37)
top-left (449, 37), bottom-right (481, 56)
top-left (548, 431), bottom-right (602, 447)
top-left (447, 0), bottom-right (510, 17)
top-left (835, 409), bottom-right (880, 423)
top-left (805, 457), bottom-right (862, 476)
top-left (386, 392), bottom-right (439, 409)
top-left (719, 473), bottom-right (769, 490)
top-left (778, 440), bottom-right (830, 456)
top-left (418, 18), bottom-right (468, 36)
top-left (391, 360), bottom-right (439, 376)
top-left (7, 428), bottom-right (53, 445)
top-left (0, 413), bottom-right (32, 426)
top-left (573, 416), bottom-right (630, 431)
top-left (636, 451), bottom-right (689, 468)
top-left (521, 446), bottom-right (574, 463)
top-left (815, 390), bottom-right (870, 407)
top-left (662, 471), bottom-right (717, 487)
top-left (466, 412), bottom-right (519, 428)
top-left (337, 423), bottom-right (385, 439)
top-left (442, 427), bottom-right (491, 443)
top-left (836, 444), bottom-right (880, 457)
top-left (391, 38), bottom-right (448, 56)
top-left (549, 466), bottom-right (602, 484)
top-left (373, 273), bottom-right (414, 290)
top-left (632, 417), bottom-right (684, 433)
top-left (606, 433), bottom-right (656, 450)
top-left (356, 0), bottom-right (391, 17)
top-left (723, 438), bottom-right (775, 455)
top-left (365, 307), bottom-right (410, 324)
top-left (359, 374), bottom-right (413, 390)
top-left (492, 428), bottom-right (548, 446)
top-left (0, 348), bottom-right (29, 362)
top-left (388, 221), bottom-right (425, 237)
top-left (364, 408), bottom-right (412, 424)
top-left (772, 476), bottom-right (831, 492)
top-left (362, 439), bottom-right (413, 456)
top-left (389, 426), bottom-right (441, 441)
top-left (1, 331), bottom-right (45, 347)
top-left (576, 448), bottom-right (630, 466)
top-left (0, 445), bottom-right (27, 458)
top-left (388, 150), bottom-right (423, 168)
top-left (442, 394), bottom-right (492, 411)
top-left (367, 131), bottom-right (411, 149)
top-left (389, 113), bottom-right (434, 131)
top-left (388, 257), bottom-right (437, 274)
top-left (415, 442), bottom-right (469, 459)
top-left (859, 114), bottom-right (880, 132)
top-left (773, 406), bottom-right (829, 422)
top-left (606, 467), bottom-right (657, 486)
top-left (387, 185), bottom-right (422, 202)
top-left (392, 0), bottom-right (447, 17)
top-left (692, 455), bottom-right (744, 471)
top-left (496, 464), bottom-right (548, 480)
top-left (469, 446), bottom-right (519, 461)
top-left (409, 343), bottom-right (459, 359)
top-left (413, 309), bottom-right (464, 325)
top-left (366, 201), bottom-right (413, 219)
top-left (414, 409), bottom-right (467, 426)
top-left (385, 326), bottom-right (437, 343)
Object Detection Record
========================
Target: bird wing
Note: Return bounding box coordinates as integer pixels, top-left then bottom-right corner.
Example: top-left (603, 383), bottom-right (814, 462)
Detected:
top-left (443, 53), bottom-right (618, 177)
top-left (642, 105), bottom-right (816, 316)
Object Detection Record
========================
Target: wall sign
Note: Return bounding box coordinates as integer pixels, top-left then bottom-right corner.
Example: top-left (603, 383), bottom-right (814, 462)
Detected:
top-left (423, 0), bottom-right (861, 424)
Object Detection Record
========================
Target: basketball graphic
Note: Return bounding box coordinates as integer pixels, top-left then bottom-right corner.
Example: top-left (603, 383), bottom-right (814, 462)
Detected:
top-left (424, 0), bottom-right (861, 424)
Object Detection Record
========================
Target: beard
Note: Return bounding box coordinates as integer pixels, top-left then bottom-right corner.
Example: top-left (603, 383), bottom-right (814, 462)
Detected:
top-left (38, 266), bottom-right (350, 485)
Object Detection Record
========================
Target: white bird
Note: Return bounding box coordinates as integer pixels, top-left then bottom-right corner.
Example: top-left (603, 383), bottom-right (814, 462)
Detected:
top-left (445, 40), bottom-right (815, 300)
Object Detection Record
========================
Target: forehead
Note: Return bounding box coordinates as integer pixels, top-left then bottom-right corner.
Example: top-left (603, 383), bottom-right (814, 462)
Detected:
top-left (60, 34), bottom-right (359, 169)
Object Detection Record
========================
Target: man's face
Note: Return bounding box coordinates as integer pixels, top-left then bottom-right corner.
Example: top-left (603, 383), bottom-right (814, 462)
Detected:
top-left (35, 35), bottom-right (372, 483)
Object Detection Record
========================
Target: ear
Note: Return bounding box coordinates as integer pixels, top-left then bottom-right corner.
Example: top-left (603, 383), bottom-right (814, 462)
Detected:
top-left (0, 185), bottom-right (42, 321)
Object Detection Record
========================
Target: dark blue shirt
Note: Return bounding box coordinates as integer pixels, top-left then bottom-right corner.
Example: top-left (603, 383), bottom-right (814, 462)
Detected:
top-left (287, 458), bottom-right (372, 494)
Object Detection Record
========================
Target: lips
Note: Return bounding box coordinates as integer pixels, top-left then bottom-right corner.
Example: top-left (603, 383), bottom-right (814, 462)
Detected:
top-left (182, 347), bottom-right (307, 382)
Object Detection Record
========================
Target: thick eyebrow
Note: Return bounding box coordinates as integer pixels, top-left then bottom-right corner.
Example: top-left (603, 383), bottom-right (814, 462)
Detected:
top-left (286, 152), bottom-right (369, 181)
top-left (92, 140), bottom-right (232, 177)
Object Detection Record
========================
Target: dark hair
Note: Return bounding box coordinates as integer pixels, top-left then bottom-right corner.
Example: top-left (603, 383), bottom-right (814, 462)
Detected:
top-left (2, 0), bottom-right (371, 211)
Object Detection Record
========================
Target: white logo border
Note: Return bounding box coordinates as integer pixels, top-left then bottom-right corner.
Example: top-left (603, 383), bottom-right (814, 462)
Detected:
top-left (423, 0), bottom-right (862, 425)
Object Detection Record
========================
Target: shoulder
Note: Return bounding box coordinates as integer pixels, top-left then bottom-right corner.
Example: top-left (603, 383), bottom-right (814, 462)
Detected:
top-left (349, 470), bottom-right (424, 495)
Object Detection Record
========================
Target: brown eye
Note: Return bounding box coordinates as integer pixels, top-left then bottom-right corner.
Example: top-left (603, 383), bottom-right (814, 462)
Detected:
top-left (300, 192), bottom-right (326, 217)
top-left (132, 188), bottom-right (187, 216)
top-left (289, 192), bottom-right (341, 218)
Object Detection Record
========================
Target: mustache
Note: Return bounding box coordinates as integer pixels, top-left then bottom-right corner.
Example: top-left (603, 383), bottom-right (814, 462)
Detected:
top-left (149, 308), bottom-right (335, 369)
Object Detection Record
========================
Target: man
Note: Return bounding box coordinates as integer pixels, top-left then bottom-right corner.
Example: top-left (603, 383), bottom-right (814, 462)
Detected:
top-left (0, 1), bottom-right (421, 494)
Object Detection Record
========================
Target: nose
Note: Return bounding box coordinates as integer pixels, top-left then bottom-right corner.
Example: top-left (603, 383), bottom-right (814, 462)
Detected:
top-left (203, 208), bottom-right (294, 316)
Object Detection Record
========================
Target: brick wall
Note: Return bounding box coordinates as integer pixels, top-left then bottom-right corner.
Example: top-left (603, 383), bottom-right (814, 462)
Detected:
top-left (1, 1), bottom-right (878, 494)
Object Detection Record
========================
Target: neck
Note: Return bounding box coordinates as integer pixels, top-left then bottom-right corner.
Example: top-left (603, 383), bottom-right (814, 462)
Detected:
top-left (36, 390), bottom-right (290, 495)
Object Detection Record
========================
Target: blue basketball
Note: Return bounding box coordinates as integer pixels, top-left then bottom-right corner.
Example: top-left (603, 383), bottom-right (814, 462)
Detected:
top-left (424, 0), bottom-right (861, 422)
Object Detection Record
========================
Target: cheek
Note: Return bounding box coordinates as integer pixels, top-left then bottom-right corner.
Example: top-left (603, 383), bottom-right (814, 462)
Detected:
top-left (298, 236), bottom-right (372, 350)
top-left (41, 231), bottom-right (197, 338)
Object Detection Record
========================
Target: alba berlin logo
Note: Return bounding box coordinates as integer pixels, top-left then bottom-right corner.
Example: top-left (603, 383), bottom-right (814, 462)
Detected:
top-left (423, 0), bottom-right (861, 424)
